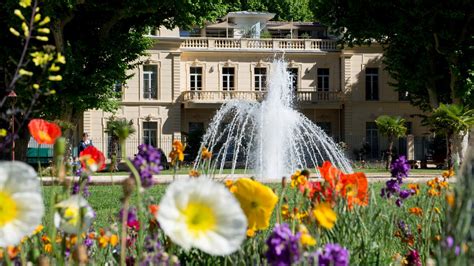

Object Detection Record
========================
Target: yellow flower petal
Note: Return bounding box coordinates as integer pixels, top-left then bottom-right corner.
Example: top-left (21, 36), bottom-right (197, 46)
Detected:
top-left (19, 0), bottom-right (31, 8)
top-left (48, 75), bottom-right (62, 81)
top-left (14, 9), bottom-right (25, 20)
top-left (38, 16), bottom-right (50, 26)
top-left (232, 178), bottom-right (278, 230)
top-left (36, 36), bottom-right (48, 42)
top-left (37, 28), bottom-right (50, 34)
top-left (9, 27), bottom-right (20, 36)
top-left (313, 202), bottom-right (337, 229)
top-left (19, 68), bottom-right (33, 76)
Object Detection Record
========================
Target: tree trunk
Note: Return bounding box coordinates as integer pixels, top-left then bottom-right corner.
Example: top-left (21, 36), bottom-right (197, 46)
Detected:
top-left (446, 133), bottom-right (454, 169)
top-left (452, 131), bottom-right (470, 167)
top-left (386, 137), bottom-right (394, 170)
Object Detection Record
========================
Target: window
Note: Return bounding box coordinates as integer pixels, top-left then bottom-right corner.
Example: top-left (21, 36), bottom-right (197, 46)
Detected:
top-left (398, 90), bottom-right (410, 101)
top-left (143, 122), bottom-right (157, 147)
top-left (143, 65), bottom-right (158, 99)
top-left (366, 122), bottom-right (379, 159)
top-left (114, 81), bottom-right (123, 93)
top-left (287, 68), bottom-right (298, 91)
top-left (222, 67), bottom-right (235, 91)
top-left (190, 67), bottom-right (202, 91)
top-left (365, 68), bottom-right (379, 100)
top-left (254, 67), bottom-right (267, 91)
top-left (317, 68), bottom-right (330, 91)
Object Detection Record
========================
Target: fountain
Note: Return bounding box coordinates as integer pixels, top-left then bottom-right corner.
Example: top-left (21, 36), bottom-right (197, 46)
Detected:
top-left (194, 59), bottom-right (352, 179)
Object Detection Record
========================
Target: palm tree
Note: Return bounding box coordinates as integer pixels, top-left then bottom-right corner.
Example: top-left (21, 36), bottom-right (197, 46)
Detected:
top-left (105, 117), bottom-right (136, 171)
top-left (426, 104), bottom-right (474, 169)
top-left (375, 115), bottom-right (407, 170)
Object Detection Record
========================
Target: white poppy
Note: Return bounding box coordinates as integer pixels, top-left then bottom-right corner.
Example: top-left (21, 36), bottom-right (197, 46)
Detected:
top-left (0, 161), bottom-right (44, 247)
top-left (157, 178), bottom-right (247, 256)
top-left (54, 195), bottom-right (95, 234)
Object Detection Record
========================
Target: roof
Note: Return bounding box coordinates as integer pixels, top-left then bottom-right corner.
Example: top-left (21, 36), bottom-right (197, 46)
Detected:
top-left (223, 11), bottom-right (275, 20)
top-left (266, 21), bottom-right (324, 29)
top-left (206, 21), bottom-right (238, 29)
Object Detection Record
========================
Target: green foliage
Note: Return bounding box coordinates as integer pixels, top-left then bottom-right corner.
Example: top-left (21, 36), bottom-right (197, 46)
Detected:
top-left (426, 104), bottom-right (474, 137)
top-left (375, 115), bottom-right (407, 140)
top-left (312, 0), bottom-right (474, 110)
top-left (434, 149), bottom-right (474, 265)
top-left (227, 0), bottom-right (315, 21)
top-left (1, 0), bottom-right (229, 125)
top-left (105, 116), bottom-right (136, 142)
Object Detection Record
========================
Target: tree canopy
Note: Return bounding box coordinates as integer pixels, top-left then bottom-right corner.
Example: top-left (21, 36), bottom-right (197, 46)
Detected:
top-left (313, 0), bottom-right (474, 111)
top-left (1, 0), bottom-right (229, 126)
top-left (228, 0), bottom-right (315, 21)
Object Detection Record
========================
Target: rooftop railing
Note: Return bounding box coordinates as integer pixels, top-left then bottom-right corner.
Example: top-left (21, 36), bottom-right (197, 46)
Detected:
top-left (180, 38), bottom-right (339, 51)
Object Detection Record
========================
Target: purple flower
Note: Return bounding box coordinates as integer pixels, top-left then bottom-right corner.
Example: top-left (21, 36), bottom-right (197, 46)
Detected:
top-left (391, 156), bottom-right (410, 179)
top-left (381, 156), bottom-right (413, 206)
top-left (444, 236), bottom-right (454, 248)
top-left (399, 189), bottom-right (412, 199)
top-left (317, 243), bottom-right (350, 266)
top-left (132, 144), bottom-right (162, 188)
top-left (119, 207), bottom-right (138, 224)
top-left (265, 223), bottom-right (301, 266)
top-left (398, 220), bottom-right (412, 238)
top-left (405, 249), bottom-right (421, 266)
top-left (395, 199), bottom-right (403, 207)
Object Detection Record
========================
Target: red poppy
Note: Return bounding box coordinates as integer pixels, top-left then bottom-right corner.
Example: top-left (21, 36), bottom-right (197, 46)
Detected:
top-left (79, 146), bottom-right (105, 172)
top-left (28, 119), bottom-right (61, 144)
top-left (148, 204), bottom-right (159, 216)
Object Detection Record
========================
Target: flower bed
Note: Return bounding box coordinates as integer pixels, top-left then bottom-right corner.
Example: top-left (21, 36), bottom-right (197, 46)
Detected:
top-left (0, 119), bottom-right (472, 265)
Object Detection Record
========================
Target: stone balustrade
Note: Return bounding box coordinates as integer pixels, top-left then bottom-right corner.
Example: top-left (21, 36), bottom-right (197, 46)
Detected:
top-left (181, 90), bottom-right (343, 103)
top-left (180, 38), bottom-right (338, 51)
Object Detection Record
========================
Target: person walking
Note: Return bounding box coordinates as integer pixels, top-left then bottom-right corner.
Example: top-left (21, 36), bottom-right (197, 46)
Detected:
top-left (78, 132), bottom-right (93, 154)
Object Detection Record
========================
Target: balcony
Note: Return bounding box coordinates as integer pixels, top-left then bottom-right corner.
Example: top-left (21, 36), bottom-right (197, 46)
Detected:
top-left (180, 90), bottom-right (344, 108)
top-left (180, 38), bottom-right (339, 52)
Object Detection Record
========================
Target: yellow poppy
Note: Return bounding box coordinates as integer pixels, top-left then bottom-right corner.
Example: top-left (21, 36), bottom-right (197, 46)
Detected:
top-left (313, 202), bottom-right (337, 230)
top-left (201, 147), bottom-right (212, 160)
top-left (232, 178), bottom-right (278, 230)
top-left (299, 225), bottom-right (316, 246)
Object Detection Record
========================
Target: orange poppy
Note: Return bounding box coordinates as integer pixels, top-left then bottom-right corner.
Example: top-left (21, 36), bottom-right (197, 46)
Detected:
top-left (28, 119), bottom-right (61, 144)
top-left (317, 161), bottom-right (342, 189)
top-left (80, 146), bottom-right (106, 172)
top-left (317, 161), bottom-right (368, 209)
top-left (340, 172), bottom-right (369, 208)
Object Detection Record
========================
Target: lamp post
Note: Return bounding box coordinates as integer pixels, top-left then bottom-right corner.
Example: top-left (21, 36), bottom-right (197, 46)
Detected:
top-left (7, 91), bottom-right (17, 161)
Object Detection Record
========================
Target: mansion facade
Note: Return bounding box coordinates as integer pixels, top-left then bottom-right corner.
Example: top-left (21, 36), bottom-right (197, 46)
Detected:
top-left (82, 11), bottom-right (431, 162)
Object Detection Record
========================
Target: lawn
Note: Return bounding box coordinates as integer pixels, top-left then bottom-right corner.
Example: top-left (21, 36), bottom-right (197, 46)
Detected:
top-left (92, 167), bottom-right (443, 176)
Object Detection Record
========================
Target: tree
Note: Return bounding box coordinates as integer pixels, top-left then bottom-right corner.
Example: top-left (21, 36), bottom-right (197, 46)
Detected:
top-left (105, 116), bottom-right (136, 171)
top-left (425, 104), bottom-right (474, 169)
top-left (375, 115), bottom-right (407, 170)
top-left (312, 0), bottom-right (474, 111)
top-left (0, 0), bottom-right (229, 138)
top-left (228, 0), bottom-right (315, 21)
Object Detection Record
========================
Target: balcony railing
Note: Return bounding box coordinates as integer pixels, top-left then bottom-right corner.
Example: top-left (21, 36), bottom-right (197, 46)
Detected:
top-left (180, 38), bottom-right (338, 52)
top-left (181, 90), bottom-right (343, 103)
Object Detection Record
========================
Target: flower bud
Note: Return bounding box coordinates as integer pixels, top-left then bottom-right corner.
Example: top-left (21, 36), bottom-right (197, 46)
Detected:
top-left (281, 176), bottom-right (287, 189)
top-left (72, 245), bottom-right (88, 264)
top-left (54, 137), bottom-right (66, 157)
top-left (122, 177), bottom-right (136, 198)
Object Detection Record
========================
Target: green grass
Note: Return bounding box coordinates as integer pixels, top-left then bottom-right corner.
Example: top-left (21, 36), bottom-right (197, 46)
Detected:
top-left (92, 168), bottom-right (443, 176)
